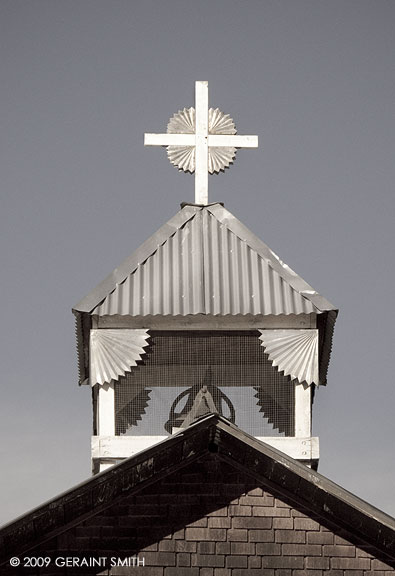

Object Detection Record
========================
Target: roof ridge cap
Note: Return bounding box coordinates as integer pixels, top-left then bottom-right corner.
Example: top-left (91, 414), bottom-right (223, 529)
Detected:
top-left (181, 201), bottom-right (224, 209)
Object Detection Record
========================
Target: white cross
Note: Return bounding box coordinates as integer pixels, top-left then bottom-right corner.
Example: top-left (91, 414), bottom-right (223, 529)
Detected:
top-left (144, 81), bottom-right (259, 205)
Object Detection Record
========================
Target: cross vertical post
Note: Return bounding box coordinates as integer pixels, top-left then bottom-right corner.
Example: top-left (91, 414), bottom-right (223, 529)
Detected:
top-left (194, 81), bottom-right (209, 205)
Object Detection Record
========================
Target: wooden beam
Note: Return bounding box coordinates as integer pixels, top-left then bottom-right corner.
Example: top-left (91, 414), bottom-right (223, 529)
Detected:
top-left (97, 383), bottom-right (115, 436)
top-left (91, 435), bottom-right (319, 462)
top-left (97, 313), bottom-right (316, 330)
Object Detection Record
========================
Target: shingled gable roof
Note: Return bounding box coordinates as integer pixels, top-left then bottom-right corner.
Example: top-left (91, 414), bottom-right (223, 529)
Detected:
top-left (1, 415), bottom-right (394, 568)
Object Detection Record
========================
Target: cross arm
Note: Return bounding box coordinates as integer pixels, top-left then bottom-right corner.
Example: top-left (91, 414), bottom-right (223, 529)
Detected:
top-left (144, 133), bottom-right (258, 148)
top-left (144, 133), bottom-right (196, 147)
top-left (208, 135), bottom-right (258, 148)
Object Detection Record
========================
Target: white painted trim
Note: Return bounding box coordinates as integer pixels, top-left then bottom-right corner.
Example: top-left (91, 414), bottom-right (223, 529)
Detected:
top-left (92, 435), bottom-right (166, 460)
top-left (91, 435), bottom-right (319, 462)
top-left (97, 314), bottom-right (316, 330)
top-left (99, 461), bottom-right (115, 473)
top-left (97, 383), bottom-right (115, 436)
top-left (295, 382), bottom-right (312, 437)
top-left (257, 436), bottom-right (319, 460)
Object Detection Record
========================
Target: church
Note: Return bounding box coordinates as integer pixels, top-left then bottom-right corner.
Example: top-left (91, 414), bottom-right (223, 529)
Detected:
top-left (1, 82), bottom-right (394, 575)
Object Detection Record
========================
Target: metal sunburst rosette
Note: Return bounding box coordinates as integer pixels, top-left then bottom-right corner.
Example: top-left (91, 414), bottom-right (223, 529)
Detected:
top-left (166, 107), bottom-right (237, 174)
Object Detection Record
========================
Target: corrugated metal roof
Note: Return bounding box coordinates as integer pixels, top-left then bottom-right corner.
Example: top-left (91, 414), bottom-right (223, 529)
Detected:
top-left (74, 204), bottom-right (200, 314)
top-left (73, 203), bottom-right (338, 385)
top-left (92, 208), bottom-right (317, 316)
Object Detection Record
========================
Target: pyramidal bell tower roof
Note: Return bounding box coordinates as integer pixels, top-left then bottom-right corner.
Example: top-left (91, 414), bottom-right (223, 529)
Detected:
top-left (74, 202), bottom-right (335, 318)
top-left (73, 201), bottom-right (338, 387)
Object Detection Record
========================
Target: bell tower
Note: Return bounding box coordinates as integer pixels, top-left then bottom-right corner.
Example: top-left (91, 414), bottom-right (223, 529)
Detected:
top-left (73, 82), bottom-right (337, 474)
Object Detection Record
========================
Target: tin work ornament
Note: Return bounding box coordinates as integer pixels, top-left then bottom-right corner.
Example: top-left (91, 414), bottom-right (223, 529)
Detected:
top-left (259, 329), bottom-right (319, 386)
top-left (167, 107), bottom-right (237, 174)
top-left (90, 329), bottom-right (150, 386)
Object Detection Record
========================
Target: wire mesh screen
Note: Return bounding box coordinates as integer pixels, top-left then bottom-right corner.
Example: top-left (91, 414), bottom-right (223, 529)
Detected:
top-left (115, 331), bottom-right (295, 437)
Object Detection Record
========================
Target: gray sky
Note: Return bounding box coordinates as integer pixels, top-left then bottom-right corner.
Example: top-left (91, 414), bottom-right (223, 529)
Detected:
top-left (1, 0), bottom-right (394, 525)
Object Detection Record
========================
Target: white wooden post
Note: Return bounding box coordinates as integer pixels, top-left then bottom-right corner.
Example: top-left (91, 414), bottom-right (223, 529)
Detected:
top-left (97, 383), bottom-right (115, 436)
top-left (96, 383), bottom-right (115, 472)
top-left (295, 382), bottom-right (311, 438)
